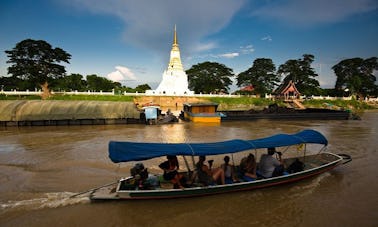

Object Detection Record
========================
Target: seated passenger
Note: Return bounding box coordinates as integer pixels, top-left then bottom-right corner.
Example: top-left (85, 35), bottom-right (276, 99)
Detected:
top-left (258, 147), bottom-right (284, 178)
top-left (159, 155), bottom-right (184, 189)
top-left (196, 156), bottom-right (225, 185)
top-left (220, 156), bottom-right (237, 184)
top-left (239, 153), bottom-right (257, 181)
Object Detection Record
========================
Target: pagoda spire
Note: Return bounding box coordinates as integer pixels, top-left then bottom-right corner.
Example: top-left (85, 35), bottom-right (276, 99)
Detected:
top-left (168, 25), bottom-right (183, 71)
top-left (173, 24), bottom-right (177, 45)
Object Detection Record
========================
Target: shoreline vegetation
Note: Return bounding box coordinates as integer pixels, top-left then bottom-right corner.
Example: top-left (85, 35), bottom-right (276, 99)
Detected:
top-left (1, 94), bottom-right (376, 113)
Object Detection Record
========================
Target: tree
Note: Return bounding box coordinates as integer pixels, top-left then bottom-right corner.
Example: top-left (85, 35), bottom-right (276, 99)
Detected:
top-left (277, 54), bottom-right (320, 95)
top-left (5, 39), bottom-right (71, 98)
top-left (236, 58), bottom-right (279, 96)
top-left (186, 61), bottom-right (233, 94)
top-left (86, 74), bottom-right (118, 92)
top-left (54, 73), bottom-right (87, 91)
top-left (0, 75), bottom-right (35, 91)
top-left (135, 84), bottom-right (151, 93)
top-left (332, 57), bottom-right (378, 98)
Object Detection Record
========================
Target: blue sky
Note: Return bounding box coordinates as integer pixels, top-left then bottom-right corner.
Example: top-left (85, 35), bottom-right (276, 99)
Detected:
top-left (1, 0), bottom-right (377, 91)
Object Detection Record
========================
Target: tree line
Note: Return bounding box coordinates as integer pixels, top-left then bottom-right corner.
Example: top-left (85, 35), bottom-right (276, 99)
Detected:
top-left (2, 39), bottom-right (377, 98)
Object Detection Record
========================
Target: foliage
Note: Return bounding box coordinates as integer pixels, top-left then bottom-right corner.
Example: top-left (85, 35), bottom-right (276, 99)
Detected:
top-left (86, 74), bottom-right (121, 92)
top-left (186, 61), bottom-right (234, 94)
top-left (332, 57), bottom-right (378, 97)
top-left (236, 58), bottom-right (279, 95)
top-left (0, 76), bottom-right (35, 90)
top-left (277, 54), bottom-right (320, 95)
top-left (53, 73), bottom-right (87, 91)
top-left (134, 84), bottom-right (151, 93)
top-left (5, 39), bottom-right (71, 90)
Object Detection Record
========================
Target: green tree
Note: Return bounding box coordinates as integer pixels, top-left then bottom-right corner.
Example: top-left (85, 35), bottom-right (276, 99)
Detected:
top-left (277, 54), bottom-right (320, 95)
top-left (0, 76), bottom-right (35, 91)
top-left (135, 84), bottom-right (151, 93)
top-left (86, 74), bottom-right (117, 92)
top-left (54, 73), bottom-right (87, 91)
top-left (332, 57), bottom-right (378, 98)
top-left (186, 61), bottom-right (233, 94)
top-left (236, 58), bottom-right (279, 96)
top-left (5, 39), bottom-right (71, 98)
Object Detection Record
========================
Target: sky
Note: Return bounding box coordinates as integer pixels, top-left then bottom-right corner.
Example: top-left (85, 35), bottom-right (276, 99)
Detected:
top-left (1, 0), bottom-right (377, 91)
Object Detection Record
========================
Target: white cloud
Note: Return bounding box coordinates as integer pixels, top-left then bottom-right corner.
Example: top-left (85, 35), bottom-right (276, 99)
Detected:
top-left (261, 36), bottom-right (272, 42)
top-left (240, 45), bottom-right (255, 54)
top-left (192, 42), bottom-right (218, 52)
top-left (251, 0), bottom-right (378, 26)
top-left (107, 66), bottom-right (137, 82)
top-left (63, 0), bottom-right (245, 55)
top-left (219, 53), bottom-right (239, 58)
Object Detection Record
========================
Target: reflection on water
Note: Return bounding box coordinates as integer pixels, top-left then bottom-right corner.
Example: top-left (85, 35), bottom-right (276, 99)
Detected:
top-left (0, 111), bottom-right (377, 226)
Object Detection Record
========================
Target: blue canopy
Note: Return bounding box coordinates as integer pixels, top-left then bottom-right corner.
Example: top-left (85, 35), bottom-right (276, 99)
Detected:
top-left (109, 129), bottom-right (328, 163)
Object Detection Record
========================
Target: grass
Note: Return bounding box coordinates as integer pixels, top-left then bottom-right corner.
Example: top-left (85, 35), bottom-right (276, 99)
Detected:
top-left (47, 94), bottom-right (135, 102)
top-left (0, 94), bottom-right (42, 100)
top-left (303, 99), bottom-right (374, 110)
top-left (1, 93), bottom-right (376, 112)
top-left (205, 97), bottom-right (279, 106)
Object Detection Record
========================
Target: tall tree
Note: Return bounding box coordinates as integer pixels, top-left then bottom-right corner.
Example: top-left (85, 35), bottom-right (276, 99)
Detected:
top-left (236, 58), bottom-right (279, 95)
top-left (54, 73), bottom-right (87, 91)
top-left (332, 57), bottom-right (378, 98)
top-left (86, 74), bottom-right (117, 92)
top-left (277, 54), bottom-right (320, 95)
top-left (186, 61), bottom-right (233, 94)
top-left (135, 84), bottom-right (151, 93)
top-left (5, 39), bottom-right (71, 98)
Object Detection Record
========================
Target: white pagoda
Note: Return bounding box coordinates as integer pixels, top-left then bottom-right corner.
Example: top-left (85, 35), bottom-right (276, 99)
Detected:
top-left (146, 26), bottom-right (194, 95)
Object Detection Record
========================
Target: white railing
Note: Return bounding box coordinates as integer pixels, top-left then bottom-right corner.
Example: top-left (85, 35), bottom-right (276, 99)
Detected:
top-left (1, 89), bottom-right (377, 102)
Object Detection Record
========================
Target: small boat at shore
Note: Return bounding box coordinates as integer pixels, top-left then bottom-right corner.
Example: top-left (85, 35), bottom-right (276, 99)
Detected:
top-left (88, 130), bottom-right (351, 200)
top-left (180, 102), bottom-right (223, 123)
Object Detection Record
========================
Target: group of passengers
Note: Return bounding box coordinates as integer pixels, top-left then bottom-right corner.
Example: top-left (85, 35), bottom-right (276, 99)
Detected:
top-left (159, 147), bottom-right (288, 188)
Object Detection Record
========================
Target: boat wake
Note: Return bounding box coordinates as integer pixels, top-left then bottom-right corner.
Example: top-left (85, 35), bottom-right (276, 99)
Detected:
top-left (288, 172), bottom-right (331, 198)
top-left (0, 192), bottom-right (90, 214)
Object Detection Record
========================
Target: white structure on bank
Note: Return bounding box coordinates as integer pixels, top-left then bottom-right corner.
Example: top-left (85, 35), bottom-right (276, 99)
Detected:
top-left (146, 26), bottom-right (194, 96)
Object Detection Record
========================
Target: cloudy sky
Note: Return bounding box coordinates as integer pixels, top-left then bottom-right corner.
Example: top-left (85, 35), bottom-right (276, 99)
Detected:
top-left (1, 0), bottom-right (377, 90)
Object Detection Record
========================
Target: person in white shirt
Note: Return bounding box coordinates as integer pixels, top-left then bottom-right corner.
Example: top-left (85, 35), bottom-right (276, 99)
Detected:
top-left (258, 147), bottom-right (284, 178)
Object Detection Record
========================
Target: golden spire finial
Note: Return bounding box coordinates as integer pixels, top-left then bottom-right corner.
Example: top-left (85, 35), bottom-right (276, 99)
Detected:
top-left (173, 24), bottom-right (177, 45)
top-left (168, 24), bottom-right (183, 71)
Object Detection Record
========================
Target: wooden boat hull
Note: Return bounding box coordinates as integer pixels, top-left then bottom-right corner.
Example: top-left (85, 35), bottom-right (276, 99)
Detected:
top-left (221, 108), bottom-right (351, 121)
top-left (90, 153), bottom-right (344, 200)
top-left (184, 111), bottom-right (221, 123)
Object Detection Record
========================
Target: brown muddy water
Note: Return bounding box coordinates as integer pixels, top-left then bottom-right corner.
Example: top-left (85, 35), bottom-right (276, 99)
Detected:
top-left (0, 111), bottom-right (377, 227)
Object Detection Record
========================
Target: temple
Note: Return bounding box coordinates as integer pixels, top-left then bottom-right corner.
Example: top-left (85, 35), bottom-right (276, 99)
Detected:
top-left (146, 26), bottom-right (194, 95)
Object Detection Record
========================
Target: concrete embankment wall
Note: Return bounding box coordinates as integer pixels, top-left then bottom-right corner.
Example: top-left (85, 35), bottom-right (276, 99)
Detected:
top-left (0, 100), bottom-right (142, 126)
top-left (134, 96), bottom-right (204, 109)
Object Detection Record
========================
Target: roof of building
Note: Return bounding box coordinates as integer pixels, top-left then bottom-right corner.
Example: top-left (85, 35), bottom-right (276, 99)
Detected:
top-left (275, 80), bottom-right (301, 95)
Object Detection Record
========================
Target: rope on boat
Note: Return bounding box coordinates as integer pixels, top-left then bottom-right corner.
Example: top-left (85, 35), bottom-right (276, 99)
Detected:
top-left (69, 181), bottom-right (119, 198)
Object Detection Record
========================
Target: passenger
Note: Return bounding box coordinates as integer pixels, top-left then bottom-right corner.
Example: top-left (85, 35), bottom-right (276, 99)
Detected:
top-left (196, 156), bottom-right (225, 185)
top-left (258, 147), bottom-right (284, 178)
top-left (239, 153), bottom-right (257, 181)
top-left (159, 155), bottom-right (184, 189)
top-left (220, 156), bottom-right (237, 184)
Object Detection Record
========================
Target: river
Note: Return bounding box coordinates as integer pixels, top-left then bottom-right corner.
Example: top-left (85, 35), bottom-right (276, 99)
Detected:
top-left (0, 111), bottom-right (377, 227)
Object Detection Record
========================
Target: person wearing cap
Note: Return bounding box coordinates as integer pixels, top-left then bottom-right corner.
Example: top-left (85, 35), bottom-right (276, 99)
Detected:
top-left (258, 147), bottom-right (284, 178)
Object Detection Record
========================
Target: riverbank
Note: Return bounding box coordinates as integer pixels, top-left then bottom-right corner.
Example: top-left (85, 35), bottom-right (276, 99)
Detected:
top-left (2, 93), bottom-right (376, 110)
top-left (0, 95), bottom-right (377, 126)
